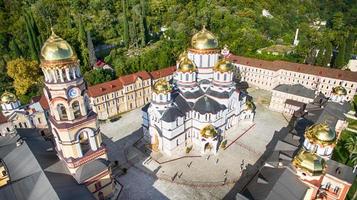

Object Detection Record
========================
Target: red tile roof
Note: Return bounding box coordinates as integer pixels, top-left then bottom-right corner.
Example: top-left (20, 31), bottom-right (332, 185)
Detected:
top-left (88, 79), bottom-right (123, 98)
top-left (149, 66), bottom-right (176, 79)
top-left (228, 55), bottom-right (357, 82)
top-left (119, 71), bottom-right (151, 86)
top-left (87, 67), bottom-right (177, 98)
top-left (0, 112), bottom-right (8, 124)
top-left (32, 95), bottom-right (50, 110)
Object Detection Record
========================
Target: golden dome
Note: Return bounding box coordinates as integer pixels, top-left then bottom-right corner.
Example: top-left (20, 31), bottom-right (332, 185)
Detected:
top-left (292, 149), bottom-right (325, 176)
top-left (332, 86), bottom-right (347, 96)
top-left (40, 29), bottom-right (77, 62)
top-left (305, 123), bottom-right (336, 145)
top-left (213, 58), bottom-right (234, 73)
top-left (1, 91), bottom-right (17, 104)
top-left (178, 57), bottom-right (197, 73)
top-left (152, 79), bottom-right (172, 94)
top-left (200, 125), bottom-right (218, 138)
top-left (191, 26), bottom-right (218, 50)
top-left (178, 50), bottom-right (188, 63)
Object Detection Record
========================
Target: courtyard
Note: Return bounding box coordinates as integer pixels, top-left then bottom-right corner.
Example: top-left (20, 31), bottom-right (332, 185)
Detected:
top-left (100, 88), bottom-right (288, 200)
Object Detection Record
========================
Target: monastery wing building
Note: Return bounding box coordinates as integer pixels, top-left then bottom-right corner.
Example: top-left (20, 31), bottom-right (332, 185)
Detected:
top-left (142, 27), bottom-right (255, 155)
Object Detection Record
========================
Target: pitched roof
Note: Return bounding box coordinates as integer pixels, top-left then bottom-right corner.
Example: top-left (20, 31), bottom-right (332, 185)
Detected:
top-left (325, 159), bottom-right (356, 184)
top-left (119, 71), bottom-right (151, 86)
top-left (273, 84), bottom-right (316, 99)
top-left (88, 79), bottom-right (123, 98)
top-left (228, 54), bottom-right (357, 82)
top-left (193, 96), bottom-right (226, 114)
top-left (149, 66), bottom-right (176, 79)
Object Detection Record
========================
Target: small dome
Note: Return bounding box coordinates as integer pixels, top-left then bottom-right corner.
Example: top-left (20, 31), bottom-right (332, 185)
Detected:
top-left (178, 57), bottom-right (197, 73)
top-left (332, 86), bottom-right (347, 96)
top-left (1, 91), bottom-right (17, 104)
top-left (191, 26), bottom-right (218, 50)
top-left (213, 58), bottom-right (234, 73)
top-left (40, 29), bottom-right (77, 62)
top-left (200, 124), bottom-right (218, 138)
top-left (178, 50), bottom-right (188, 63)
top-left (305, 123), bottom-right (336, 145)
top-left (292, 149), bottom-right (325, 176)
top-left (152, 79), bottom-right (171, 94)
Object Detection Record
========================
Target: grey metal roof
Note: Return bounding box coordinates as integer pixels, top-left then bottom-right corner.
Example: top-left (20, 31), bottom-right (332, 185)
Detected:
top-left (14, 129), bottom-right (95, 200)
top-left (192, 96), bottom-right (226, 114)
top-left (206, 88), bottom-right (231, 98)
top-left (181, 89), bottom-right (204, 99)
top-left (161, 106), bottom-right (185, 122)
top-left (173, 94), bottom-right (192, 113)
top-left (0, 133), bottom-right (60, 200)
top-left (325, 159), bottom-right (356, 184)
top-left (273, 84), bottom-right (316, 99)
top-left (244, 167), bottom-right (308, 200)
top-left (74, 158), bottom-right (109, 183)
top-left (305, 101), bottom-right (351, 128)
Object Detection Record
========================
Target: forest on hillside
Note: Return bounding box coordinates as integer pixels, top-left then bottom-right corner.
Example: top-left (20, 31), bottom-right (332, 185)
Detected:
top-left (0, 0), bottom-right (356, 103)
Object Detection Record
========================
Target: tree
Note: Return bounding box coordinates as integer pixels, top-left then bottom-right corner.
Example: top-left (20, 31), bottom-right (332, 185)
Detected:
top-left (122, 0), bottom-right (129, 48)
top-left (83, 69), bottom-right (115, 86)
top-left (7, 58), bottom-right (42, 96)
top-left (24, 10), bottom-right (42, 62)
top-left (77, 18), bottom-right (90, 72)
top-left (345, 32), bottom-right (355, 62)
top-left (345, 135), bottom-right (357, 164)
top-left (87, 31), bottom-right (96, 68)
top-left (322, 41), bottom-right (332, 67)
top-left (334, 39), bottom-right (346, 68)
top-left (139, 0), bottom-right (148, 47)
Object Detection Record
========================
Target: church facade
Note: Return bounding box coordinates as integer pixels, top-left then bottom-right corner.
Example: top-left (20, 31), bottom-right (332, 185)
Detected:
top-left (142, 28), bottom-right (254, 155)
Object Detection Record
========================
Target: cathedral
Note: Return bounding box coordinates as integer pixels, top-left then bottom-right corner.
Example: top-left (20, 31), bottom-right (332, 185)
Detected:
top-left (39, 29), bottom-right (113, 199)
top-left (142, 27), bottom-right (255, 155)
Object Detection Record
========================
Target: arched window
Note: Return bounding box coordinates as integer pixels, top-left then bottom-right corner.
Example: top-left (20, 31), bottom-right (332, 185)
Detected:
top-left (185, 74), bottom-right (189, 81)
top-left (78, 131), bottom-right (91, 156)
top-left (72, 101), bottom-right (81, 119)
top-left (217, 73), bottom-right (220, 80)
top-left (57, 104), bottom-right (68, 120)
top-left (62, 68), bottom-right (67, 81)
top-left (224, 74), bottom-right (227, 81)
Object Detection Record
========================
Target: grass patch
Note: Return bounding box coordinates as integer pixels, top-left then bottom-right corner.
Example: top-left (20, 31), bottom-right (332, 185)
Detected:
top-left (347, 178), bottom-right (357, 200)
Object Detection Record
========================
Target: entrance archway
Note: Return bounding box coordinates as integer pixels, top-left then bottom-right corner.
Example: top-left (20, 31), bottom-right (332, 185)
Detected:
top-left (204, 143), bottom-right (212, 152)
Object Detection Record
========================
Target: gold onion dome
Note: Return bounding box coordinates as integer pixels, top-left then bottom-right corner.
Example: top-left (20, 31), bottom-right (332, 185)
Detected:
top-left (213, 58), bottom-right (234, 73)
top-left (178, 50), bottom-right (188, 63)
top-left (153, 79), bottom-right (172, 94)
top-left (178, 56), bottom-right (197, 73)
top-left (191, 26), bottom-right (218, 50)
top-left (200, 125), bottom-right (218, 138)
top-left (332, 86), bottom-right (347, 96)
top-left (40, 29), bottom-right (77, 62)
top-left (1, 91), bottom-right (17, 104)
top-left (292, 149), bottom-right (325, 176)
top-left (305, 123), bottom-right (336, 145)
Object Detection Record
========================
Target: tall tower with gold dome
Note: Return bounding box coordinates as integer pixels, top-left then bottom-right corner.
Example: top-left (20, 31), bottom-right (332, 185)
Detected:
top-left (188, 26), bottom-right (220, 80)
top-left (40, 29), bottom-right (113, 199)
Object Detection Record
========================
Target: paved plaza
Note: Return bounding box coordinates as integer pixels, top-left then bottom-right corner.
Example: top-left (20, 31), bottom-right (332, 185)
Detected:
top-left (101, 88), bottom-right (288, 200)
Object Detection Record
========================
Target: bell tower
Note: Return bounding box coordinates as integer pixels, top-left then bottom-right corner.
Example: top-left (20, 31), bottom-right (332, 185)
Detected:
top-left (40, 29), bottom-right (113, 199)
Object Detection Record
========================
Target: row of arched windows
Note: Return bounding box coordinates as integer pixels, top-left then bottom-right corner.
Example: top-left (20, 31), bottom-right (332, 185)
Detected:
top-left (56, 101), bottom-right (82, 120)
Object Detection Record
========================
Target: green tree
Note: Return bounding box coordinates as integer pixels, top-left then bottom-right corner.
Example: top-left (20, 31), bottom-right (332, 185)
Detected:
top-left (322, 41), bottom-right (332, 67)
top-left (334, 39), bottom-right (346, 68)
top-left (83, 68), bottom-right (115, 86)
top-left (122, 0), bottom-right (129, 48)
top-left (24, 10), bottom-right (42, 62)
top-left (7, 58), bottom-right (42, 96)
top-left (87, 31), bottom-right (96, 68)
top-left (345, 136), bottom-right (357, 164)
top-left (139, 0), bottom-right (148, 47)
top-left (345, 32), bottom-right (355, 62)
top-left (77, 18), bottom-right (90, 72)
